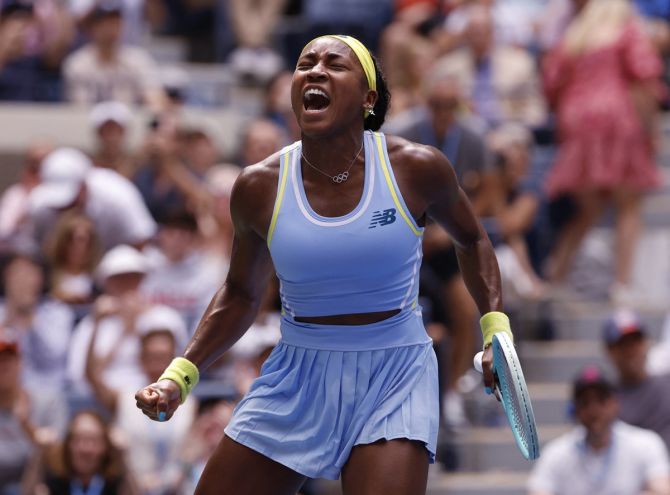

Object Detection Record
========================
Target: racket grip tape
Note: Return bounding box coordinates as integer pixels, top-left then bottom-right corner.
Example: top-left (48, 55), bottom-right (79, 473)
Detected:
top-left (480, 311), bottom-right (513, 349)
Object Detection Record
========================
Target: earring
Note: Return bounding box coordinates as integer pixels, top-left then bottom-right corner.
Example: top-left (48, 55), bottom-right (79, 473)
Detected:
top-left (366, 106), bottom-right (375, 116)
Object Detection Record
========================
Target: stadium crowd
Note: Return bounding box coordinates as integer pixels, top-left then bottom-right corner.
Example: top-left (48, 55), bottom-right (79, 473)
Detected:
top-left (1, 0), bottom-right (670, 493)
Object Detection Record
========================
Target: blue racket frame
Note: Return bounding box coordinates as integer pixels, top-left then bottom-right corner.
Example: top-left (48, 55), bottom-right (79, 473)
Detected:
top-left (492, 332), bottom-right (540, 460)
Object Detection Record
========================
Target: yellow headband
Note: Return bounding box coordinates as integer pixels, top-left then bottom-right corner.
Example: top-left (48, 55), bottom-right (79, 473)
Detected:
top-left (305, 35), bottom-right (377, 117)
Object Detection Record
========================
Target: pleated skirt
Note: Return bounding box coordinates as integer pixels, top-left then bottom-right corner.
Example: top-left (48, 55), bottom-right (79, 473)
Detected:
top-left (224, 309), bottom-right (439, 480)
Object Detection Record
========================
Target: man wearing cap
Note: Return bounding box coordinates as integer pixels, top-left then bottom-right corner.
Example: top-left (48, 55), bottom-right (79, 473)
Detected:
top-left (0, 331), bottom-right (67, 494)
top-left (29, 147), bottom-right (156, 251)
top-left (527, 365), bottom-right (670, 495)
top-left (604, 309), bottom-right (670, 453)
top-left (141, 210), bottom-right (221, 333)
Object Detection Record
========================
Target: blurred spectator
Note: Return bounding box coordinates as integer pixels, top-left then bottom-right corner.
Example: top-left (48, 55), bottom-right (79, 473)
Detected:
top-left (199, 164), bottom-right (241, 271)
top-left (0, 140), bottom-right (51, 243)
top-left (29, 147), bottom-right (157, 251)
top-left (66, 244), bottom-right (149, 400)
top-left (34, 410), bottom-right (140, 495)
top-left (89, 100), bottom-right (136, 179)
top-left (379, 5), bottom-right (438, 116)
top-left (69, 0), bottom-right (155, 45)
top-left (481, 123), bottom-right (546, 302)
top-left (0, 330), bottom-right (67, 495)
top-left (445, 0), bottom-right (551, 50)
top-left (45, 212), bottom-right (100, 306)
top-left (0, 250), bottom-right (74, 389)
top-left (385, 69), bottom-right (493, 202)
top-left (179, 122), bottom-right (223, 179)
top-left (265, 70), bottom-right (300, 141)
top-left (433, 4), bottom-right (547, 129)
top-left (85, 304), bottom-right (194, 495)
top-left (527, 365), bottom-right (670, 495)
top-left (238, 117), bottom-right (286, 167)
top-left (177, 399), bottom-right (235, 495)
top-left (226, 0), bottom-right (286, 85)
top-left (603, 309), bottom-right (670, 452)
top-left (63, 0), bottom-right (165, 108)
top-left (142, 210), bottom-right (221, 333)
top-left (542, 0), bottom-right (664, 300)
top-left (158, 65), bottom-right (189, 113)
top-left (0, 0), bottom-right (74, 101)
top-left (134, 119), bottom-right (217, 221)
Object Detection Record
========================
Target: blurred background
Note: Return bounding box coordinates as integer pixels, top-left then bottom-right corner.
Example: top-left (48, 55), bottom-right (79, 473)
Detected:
top-left (1, 0), bottom-right (670, 493)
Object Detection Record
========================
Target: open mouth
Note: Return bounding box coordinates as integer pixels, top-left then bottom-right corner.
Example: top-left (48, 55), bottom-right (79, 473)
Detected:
top-left (303, 88), bottom-right (331, 112)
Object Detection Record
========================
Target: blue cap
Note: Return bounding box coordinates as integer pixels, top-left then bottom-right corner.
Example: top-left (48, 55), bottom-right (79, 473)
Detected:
top-left (602, 309), bottom-right (645, 346)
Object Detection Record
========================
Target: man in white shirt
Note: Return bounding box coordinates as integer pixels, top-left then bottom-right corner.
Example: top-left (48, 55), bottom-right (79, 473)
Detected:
top-left (141, 210), bottom-right (221, 333)
top-left (29, 147), bottom-right (156, 251)
top-left (527, 366), bottom-right (670, 495)
top-left (63, 0), bottom-right (165, 108)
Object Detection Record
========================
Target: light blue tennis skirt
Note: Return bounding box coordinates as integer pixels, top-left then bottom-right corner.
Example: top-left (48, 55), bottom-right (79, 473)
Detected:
top-left (224, 309), bottom-right (439, 480)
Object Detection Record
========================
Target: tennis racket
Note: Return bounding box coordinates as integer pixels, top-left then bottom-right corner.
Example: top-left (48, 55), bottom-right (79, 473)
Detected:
top-left (474, 332), bottom-right (540, 460)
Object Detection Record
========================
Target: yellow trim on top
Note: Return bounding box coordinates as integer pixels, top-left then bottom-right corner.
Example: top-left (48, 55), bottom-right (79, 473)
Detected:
top-left (373, 133), bottom-right (423, 237)
top-left (267, 151), bottom-right (290, 247)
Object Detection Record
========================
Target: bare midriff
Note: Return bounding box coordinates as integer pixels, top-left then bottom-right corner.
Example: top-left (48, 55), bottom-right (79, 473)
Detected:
top-left (294, 308), bottom-right (401, 325)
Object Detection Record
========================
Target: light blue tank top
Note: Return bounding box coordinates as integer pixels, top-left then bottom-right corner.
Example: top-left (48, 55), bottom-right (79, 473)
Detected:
top-left (267, 131), bottom-right (424, 318)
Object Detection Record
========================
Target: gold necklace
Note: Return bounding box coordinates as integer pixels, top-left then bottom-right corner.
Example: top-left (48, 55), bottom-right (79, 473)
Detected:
top-left (301, 141), bottom-right (364, 184)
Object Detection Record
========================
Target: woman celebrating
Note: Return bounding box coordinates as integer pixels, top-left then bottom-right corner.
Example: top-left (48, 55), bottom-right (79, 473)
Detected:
top-left (135, 35), bottom-right (509, 495)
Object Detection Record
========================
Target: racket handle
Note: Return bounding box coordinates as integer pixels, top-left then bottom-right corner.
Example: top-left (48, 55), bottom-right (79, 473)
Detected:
top-left (474, 351), bottom-right (484, 373)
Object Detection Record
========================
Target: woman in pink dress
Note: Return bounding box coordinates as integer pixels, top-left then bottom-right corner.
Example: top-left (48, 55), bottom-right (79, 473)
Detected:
top-left (543, 0), bottom-right (664, 298)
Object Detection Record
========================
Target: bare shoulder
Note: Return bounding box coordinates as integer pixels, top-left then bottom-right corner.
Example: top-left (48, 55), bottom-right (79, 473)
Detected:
top-left (384, 134), bottom-right (458, 206)
top-left (232, 153), bottom-right (281, 199)
top-left (231, 151), bottom-right (283, 237)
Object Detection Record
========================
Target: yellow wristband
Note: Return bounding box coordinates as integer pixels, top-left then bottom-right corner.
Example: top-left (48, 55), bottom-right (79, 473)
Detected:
top-left (480, 311), bottom-right (513, 349)
top-left (159, 357), bottom-right (200, 403)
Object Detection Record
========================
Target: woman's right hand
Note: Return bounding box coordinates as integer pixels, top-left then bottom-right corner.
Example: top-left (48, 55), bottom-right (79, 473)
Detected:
top-left (135, 379), bottom-right (182, 422)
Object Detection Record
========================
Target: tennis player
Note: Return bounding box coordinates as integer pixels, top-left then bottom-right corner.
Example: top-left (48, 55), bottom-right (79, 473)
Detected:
top-left (135, 35), bottom-right (512, 495)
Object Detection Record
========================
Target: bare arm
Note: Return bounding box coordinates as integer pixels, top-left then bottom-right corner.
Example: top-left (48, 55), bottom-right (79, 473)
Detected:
top-left (417, 146), bottom-right (503, 314)
top-left (136, 161), bottom-right (278, 421)
top-left (390, 138), bottom-right (502, 390)
top-left (182, 167), bottom-right (276, 369)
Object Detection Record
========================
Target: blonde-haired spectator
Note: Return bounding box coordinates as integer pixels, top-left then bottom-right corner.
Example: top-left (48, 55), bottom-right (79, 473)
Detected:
top-left (542, 0), bottom-right (665, 301)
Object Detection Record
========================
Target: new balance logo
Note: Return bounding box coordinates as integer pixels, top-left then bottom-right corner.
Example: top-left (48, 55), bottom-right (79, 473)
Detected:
top-left (369, 208), bottom-right (397, 228)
